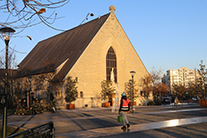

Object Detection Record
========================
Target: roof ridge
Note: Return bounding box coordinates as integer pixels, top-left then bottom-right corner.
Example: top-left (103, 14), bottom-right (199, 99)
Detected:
top-left (40, 13), bottom-right (110, 43)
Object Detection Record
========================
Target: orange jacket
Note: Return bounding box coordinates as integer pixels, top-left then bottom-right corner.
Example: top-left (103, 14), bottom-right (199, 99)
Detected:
top-left (122, 99), bottom-right (129, 107)
top-left (119, 98), bottom-right (130, 111)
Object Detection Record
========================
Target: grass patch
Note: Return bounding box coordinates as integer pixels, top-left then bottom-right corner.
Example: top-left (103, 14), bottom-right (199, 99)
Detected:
top-left (7, 109), bottom-right (16, 115)
top-left (0, 109), bottom-right (16, 115)
top-left (0, 126), bottom-right (25, 137)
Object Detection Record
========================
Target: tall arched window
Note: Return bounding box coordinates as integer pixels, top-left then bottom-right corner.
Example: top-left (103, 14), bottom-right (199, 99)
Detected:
top-left (106, 47), bottom-right (117, 83)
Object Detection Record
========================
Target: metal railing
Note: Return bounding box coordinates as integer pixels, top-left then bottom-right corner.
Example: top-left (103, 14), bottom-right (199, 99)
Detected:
top-left (7, 122), bottom-right (54, 138)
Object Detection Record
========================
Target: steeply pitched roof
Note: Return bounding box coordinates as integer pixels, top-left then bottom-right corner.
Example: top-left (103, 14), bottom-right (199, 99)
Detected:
top-left (17, 13), bottom-right (110, 81)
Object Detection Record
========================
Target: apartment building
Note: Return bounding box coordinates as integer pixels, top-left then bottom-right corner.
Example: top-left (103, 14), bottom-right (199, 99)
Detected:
top-left (163, 67), bottom-right (200, 91)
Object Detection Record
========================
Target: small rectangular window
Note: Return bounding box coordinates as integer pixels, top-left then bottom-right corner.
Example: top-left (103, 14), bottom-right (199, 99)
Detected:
top-left (76, 92), bottom-right (78, 98)
top-left (80, 91), bottom-right (83, 98)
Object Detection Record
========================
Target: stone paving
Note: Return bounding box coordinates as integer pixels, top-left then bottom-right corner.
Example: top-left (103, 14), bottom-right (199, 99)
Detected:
top-left (55, 106), bottom-right (207, 138)
top-left (1, 103), bottom-right (207, 138)
top-left (56, 116), bottom-right (207, 138)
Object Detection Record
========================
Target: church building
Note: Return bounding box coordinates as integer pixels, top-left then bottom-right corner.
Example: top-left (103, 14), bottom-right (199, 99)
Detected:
top-left (16, 6), bottom-right (152, 109)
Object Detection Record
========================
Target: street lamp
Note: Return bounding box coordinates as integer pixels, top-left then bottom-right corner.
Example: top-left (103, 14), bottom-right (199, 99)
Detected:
top-left (130, 71), bottom-right (136, 114)
top-left (0, 27), bottom-right (15, 138)
top-left (129, 79), bottom-right (132, 110)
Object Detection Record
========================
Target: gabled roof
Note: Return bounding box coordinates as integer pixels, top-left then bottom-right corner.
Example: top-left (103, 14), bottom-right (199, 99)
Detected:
top-left (17, 13), bottom-right (110, 81)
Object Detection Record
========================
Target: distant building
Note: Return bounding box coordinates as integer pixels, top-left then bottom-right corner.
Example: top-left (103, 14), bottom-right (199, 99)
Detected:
top-left (163, 67), bottom-right (200, 92)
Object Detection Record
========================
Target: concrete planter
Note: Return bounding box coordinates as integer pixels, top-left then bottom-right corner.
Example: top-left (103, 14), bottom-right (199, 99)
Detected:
top-left (199, 99), bottom-right (206, 107)
top-left (66, 104), bottom-right (75, 109)
top-left (103, 102), bottom-right (110, 107)
top-left (206, 100), bottom-right (207, 107)
top-left (130, 102), bottom-right (137, 106)
top-left (188, 99), bottom-right (193, 103)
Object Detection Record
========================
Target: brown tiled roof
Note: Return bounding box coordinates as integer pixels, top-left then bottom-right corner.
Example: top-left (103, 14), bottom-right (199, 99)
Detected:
top-left (17, 13), bottom-right (110, 81)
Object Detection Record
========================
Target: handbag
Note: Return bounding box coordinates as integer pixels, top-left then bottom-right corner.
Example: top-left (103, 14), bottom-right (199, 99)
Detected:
top-left (117, 114), bottom-right (123, 122)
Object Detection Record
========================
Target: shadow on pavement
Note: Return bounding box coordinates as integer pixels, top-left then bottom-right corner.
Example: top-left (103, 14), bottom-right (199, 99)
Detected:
top-left (9, 115), bottom-right (35, 135)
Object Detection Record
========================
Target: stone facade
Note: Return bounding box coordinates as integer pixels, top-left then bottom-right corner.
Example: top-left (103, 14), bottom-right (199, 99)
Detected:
top-left (62, 6), bottom-right (151, 108)
top-left (16, 6), bottom-right (152, 109)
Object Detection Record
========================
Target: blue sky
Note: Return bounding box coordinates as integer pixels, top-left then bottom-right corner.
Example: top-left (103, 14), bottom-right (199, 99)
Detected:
top-left (0, 0), bottom-right (207, 74)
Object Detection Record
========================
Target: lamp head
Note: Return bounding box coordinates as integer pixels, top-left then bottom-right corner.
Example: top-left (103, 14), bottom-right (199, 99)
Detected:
top-left (28, 76), bottom-right (32, 82)
top-left (130, 71), bottom-right (136, 77)
top-left (0, 27), bottom-right (15, 41)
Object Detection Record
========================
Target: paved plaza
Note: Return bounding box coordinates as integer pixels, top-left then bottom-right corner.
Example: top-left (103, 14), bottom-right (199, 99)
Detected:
top-left (1, 103), bottom-right (207, 138)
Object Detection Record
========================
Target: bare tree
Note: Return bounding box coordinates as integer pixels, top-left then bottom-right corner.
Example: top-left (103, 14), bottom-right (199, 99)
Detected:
top-left (0, 50), bottom-right (17, 108)
top-left (142, 67), bottom-right (169, 97)
top-left (172, 84), bottom-right (186, 98)
top-left (33, 70), bottom-right (56, 103)
top-left (197, 60), bottom-right (207, 99)
top-left (0, 0), bottom-right (70, 32)
top-left (0, 48), bottom-right (17, 69)
top-left (173, 82), bottom-right (197, 100)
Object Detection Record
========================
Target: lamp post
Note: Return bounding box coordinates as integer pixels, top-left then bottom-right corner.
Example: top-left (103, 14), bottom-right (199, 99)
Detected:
top-left (130, 71), bottom-right (136, 114)
top-left (129, 79), bottom-right (132, 110)
top-left (0, 27), bottom-right (15, 138)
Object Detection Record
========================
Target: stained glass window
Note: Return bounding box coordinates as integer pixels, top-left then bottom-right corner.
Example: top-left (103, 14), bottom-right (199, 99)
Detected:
top-left (106, 47), bottom-right (117, 83)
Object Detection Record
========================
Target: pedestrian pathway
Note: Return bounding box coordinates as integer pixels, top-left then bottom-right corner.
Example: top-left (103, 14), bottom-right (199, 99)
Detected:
top-left (55, 116), bottom-right (207, 138)
top-left (4, 108), bottom-right (206, 126)
top-left (2, 104), bottom-right (205, 138)
top-left (139, 108), bottom-right (205, 115)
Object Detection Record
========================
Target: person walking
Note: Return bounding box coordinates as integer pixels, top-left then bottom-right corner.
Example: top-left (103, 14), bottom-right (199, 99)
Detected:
top-left (119, 92), bottom-right (130, 130)
top-left (174, 96), bottom-right (179, 107)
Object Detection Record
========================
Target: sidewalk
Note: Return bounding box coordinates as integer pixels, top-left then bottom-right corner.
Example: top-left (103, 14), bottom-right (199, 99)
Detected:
top-left (55, 116), bottom-right (207, 138)
top-left (54, 104), bottom-right (207, 138)
top-left (2, 103), bottom-right (207, 138)
top-left (57, 102), bottom-right (200, 113)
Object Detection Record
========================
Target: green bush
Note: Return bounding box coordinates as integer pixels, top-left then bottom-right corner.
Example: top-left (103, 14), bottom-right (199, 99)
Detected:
top-left (65, 77), bottom-right (78, 104)
top-left (154, 98), bottom-right (162, 105)
top-left (147, 97), bottom-right (162, 105)
top-left (147, 100), bottom-right (154, 105)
